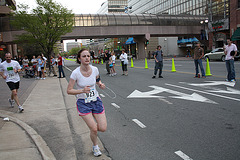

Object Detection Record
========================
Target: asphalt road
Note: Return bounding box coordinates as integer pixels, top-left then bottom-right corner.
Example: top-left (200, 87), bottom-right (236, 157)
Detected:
top-left (63, 59), bottom-right (240, 160)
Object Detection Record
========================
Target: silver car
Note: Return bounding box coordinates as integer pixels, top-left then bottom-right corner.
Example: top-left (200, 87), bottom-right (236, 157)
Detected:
top-left (204, 48), bottom-right (226, 62)
top-left (204, 48), bottom-right (240, 62)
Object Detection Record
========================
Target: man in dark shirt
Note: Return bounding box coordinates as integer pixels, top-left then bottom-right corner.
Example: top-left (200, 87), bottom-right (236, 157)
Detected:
top-left (152, 45), bottom-right (163, 78)
top-left (193, 42), bottom-right (205, 78)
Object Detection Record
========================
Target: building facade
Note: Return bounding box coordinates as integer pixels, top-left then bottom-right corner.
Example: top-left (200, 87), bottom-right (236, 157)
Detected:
top-left (128, 0), bottom-right (208, 16)
top-left (0, 0), bottom-right (17, 57)
top-left (97, 0), bottom-right (128, 14)
top-left (66, 42), bottom-right (81, 52)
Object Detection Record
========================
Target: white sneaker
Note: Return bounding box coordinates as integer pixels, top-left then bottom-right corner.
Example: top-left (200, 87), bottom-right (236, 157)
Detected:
top-left (41, 78), bottom-right (43, 80)
top-left (93, 146), bottom-right (102, 157)
top-left (18, 106), bottom-right (24, 113)
top-left (43, 78), bottom-right (46, 80)
top-left (8, 98), bottom-right (15, 107)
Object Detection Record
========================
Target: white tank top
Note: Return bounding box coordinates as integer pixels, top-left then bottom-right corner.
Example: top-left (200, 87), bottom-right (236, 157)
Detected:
top-left (70, 65), bottom-right (99, 102)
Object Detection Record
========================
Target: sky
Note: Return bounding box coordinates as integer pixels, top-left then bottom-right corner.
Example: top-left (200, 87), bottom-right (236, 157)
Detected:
top-left (16, 0), bottom-right (107, 51)
top-left (16, 0), bottom-right (106, 14)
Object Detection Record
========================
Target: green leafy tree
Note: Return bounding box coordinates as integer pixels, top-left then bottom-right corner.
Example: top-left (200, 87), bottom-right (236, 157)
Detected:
top-left (69, 46), bottom-right (86, 56)
top-left (11, 0), bottom-right (74, 66)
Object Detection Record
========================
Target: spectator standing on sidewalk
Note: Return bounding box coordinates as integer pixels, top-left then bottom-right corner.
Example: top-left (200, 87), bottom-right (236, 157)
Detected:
top-left (224, 38), bottom-right (238, 82)
top-left (37, 55), bottom-right (45, 80)
top-left (16, 55), bottom-right (23, 68)
top-left (57, 54), bottom-right (65, 78)
top-left (67, 49), bottom-right (107, 157)
top-left (22, 56), bottom-right (29, 69)
top-left (120, 49), bottom-right (128, 76)
top-left (31, 55), bottom-right (37, 76)
top-left (193, 42), bottom-right (206, 78)
top-left (111, 51), bottom-right (117, 75)
top-left (0, 53), bottom-right (24, 112)
top-left (51, 55), bottom-right (57, 76)
top-left (152, 45), bottom-right (163, 78)
top-left (104, 50), bottom-right (111, 74)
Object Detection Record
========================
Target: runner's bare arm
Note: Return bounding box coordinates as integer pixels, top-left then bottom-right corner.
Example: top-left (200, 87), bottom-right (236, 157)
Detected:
top-left (96, 75), bottom-right (105, 89)
top-left (67, 78), bottom-right (91, 95)
top-left (0, 72), bottom-right (6, 79)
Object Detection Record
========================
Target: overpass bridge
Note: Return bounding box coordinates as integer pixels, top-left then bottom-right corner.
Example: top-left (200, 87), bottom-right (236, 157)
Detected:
top-left (2, 14), bottom-right (207, 58)
top-left (62, 14), bottom-right (207, 58)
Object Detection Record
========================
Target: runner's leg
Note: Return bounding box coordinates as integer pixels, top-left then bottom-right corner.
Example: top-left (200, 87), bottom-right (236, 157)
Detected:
top-left (93, 113), bottom-right (107, 132)
top-left (12, 89), bottom-right (20, 106)
top-left (81, 113), bottom-right (98, 146)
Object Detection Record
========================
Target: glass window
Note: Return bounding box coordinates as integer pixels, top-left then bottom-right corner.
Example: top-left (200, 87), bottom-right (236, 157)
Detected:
top-left (99, 14), bottom-right (108, 26)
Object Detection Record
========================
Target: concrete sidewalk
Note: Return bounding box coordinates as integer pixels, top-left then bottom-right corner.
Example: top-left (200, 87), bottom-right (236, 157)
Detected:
top-left (0, 76), bottom-right (110, 160)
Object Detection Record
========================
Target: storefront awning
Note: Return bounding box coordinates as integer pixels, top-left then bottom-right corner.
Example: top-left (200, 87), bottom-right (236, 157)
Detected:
top-left (125, 37), bottom-right (136, 45)
top-left (231, 28), bottom-right (240, 41)
top-left (177, 37), bottom-right (199, 44)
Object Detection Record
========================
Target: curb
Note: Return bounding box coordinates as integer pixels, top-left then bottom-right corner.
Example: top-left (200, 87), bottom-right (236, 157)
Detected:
top-left (0, 111), bottom-right (56, 160)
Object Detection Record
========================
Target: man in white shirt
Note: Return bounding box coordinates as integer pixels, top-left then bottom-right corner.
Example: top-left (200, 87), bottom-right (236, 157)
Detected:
top-left (224, 38), bottom-right (238, 82)
top-left (0, 53), bottom-right (24, 112)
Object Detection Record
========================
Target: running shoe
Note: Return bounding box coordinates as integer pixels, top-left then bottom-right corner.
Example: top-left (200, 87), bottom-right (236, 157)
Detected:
top-left (18, 106), bottom-right (24, 113)
top-left (230, 79), bottom-right (236, 82)
top-left (93, 146), bottom-right (102, 157)
top-left (8, 98), bottom-right (15, 107)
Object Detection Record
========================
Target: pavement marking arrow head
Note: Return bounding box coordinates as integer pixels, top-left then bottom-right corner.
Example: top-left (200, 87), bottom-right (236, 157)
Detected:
top-left (170, 92), bottom-right (218, 104)
top-left (127, 89), bottom-right (164, 98)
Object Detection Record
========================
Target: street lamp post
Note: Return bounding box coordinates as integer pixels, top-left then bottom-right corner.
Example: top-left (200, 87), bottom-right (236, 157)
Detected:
top-left (200, 19), bottom-right (209, 53)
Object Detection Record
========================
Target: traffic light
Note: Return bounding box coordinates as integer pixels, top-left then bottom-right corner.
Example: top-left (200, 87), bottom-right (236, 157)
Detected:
top-left (145, 40), bottom-right (149, 46)
top-left (90, 39), bottom-right (93, 42)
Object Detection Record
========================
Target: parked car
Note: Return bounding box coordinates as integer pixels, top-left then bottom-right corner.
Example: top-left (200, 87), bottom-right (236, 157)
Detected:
top-left (204, 48), bottom-right (240, 61)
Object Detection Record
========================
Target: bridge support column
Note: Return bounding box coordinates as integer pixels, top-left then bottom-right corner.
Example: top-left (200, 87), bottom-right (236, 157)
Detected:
top-left (134, 36), bottom-right (146, 59)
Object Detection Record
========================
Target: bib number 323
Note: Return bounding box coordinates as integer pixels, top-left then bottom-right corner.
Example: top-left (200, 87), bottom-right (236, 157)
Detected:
top-left (85, 89), bottom-right (97, 103)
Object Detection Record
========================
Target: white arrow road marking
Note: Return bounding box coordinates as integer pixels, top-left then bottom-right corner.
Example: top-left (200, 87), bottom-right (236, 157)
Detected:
top-left (100, 94), bottom-right (105, 97)
top-left (175, 151), bottom-right (193, 160)
top-left (208, 87), bottom-right (240, 95)
top-left (166, 83), bottom-right (240, 102)
top-left (127, 86), bottom-right (216, 104)
top-left (127, 88), bottom-right (166, 98)
top-left (180, 81), bottom-right (235, 87)
top-left (111, 103), bottom-right (120, 109)
top-left (150, 86), bottom-right (217, 104)
top-left (132, 119), bottom-right (146, 128)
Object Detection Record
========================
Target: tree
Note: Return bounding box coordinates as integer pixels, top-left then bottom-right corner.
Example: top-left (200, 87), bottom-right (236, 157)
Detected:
top-left (69, 46), bottom-right (86, 56)
top-left (11, 0), bottom-right (74, 67)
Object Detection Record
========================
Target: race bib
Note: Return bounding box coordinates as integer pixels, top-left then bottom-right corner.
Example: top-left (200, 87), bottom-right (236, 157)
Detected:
top-left (7, 67), bottom-right (16, 80)
top-left (85, 89), bottom-right (97, 103)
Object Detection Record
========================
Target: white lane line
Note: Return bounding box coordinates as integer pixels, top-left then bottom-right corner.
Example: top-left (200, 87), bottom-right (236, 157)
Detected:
top-left (64, 66), bottom-right (72, 72)
top-left (111, 103), bottom-right (120, 109)
top-left (166, 83), bottom-right (240, 102)
top-left (158, 98), bottom-right (173, 104)
top-left (175, 151), bottom-right (193, 160)
top-left (132, 119), bottom-right (146, 128)
top-left (100, 94), bottom-right (105, 98)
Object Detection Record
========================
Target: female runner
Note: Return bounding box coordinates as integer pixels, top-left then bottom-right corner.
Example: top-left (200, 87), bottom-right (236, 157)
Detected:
top-left (67, 49), bottom-right (107, 157)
